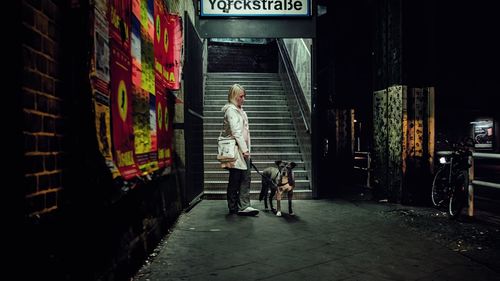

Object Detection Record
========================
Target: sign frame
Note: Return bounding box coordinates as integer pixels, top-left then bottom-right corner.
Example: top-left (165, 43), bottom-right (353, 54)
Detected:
top-left (199, 0), bottom-right (312, 17)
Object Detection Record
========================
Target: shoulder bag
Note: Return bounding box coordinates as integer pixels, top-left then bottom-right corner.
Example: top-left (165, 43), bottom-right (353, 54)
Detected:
top-left (217, 131), bottom-right (237, 163)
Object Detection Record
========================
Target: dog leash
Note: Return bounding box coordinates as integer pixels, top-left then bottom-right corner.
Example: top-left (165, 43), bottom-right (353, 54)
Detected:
top-left (250, 161), bottom-right (279, 188)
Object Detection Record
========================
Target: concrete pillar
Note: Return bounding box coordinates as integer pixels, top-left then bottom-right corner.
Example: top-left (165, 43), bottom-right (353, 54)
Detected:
top-left (371, 0), bottom-right (436, 203)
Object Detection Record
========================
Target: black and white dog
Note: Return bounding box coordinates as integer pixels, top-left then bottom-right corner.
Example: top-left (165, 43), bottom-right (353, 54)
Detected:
top-left (258, 161), bottom-right (296, 216)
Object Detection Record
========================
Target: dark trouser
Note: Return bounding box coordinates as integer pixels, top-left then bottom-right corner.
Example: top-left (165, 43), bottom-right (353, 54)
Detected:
top-left (227, 158), bottom-right (251, 212)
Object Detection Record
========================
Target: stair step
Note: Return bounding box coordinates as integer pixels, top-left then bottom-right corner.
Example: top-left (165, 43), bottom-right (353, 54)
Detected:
top-left (204, 176), bottom-right (309, 183)
top-left (203, 169), bottom-right (308, 174)
top-left (206, 81), bottom-right (283, 86)
top-left (206, 85), bottom-right (284, 90)
top-left (204, 139), bottom-right (298, 145)
top-left (203, 111), bottom-right (291, 118)
top-left (203, 190), bottom-right (312, 200)
top-left (204, 170), bottom-right (309, 181)
top-left (204, 153), bottom-right (304, 161)
top-left (204, 144), bottom-right (300, 153)
top-left (204, 123), bottom-right (294, 131)
top-left (204, 103), bottom-right (288, 107)
top-left (204, 100), bottom-right (288, 106)
top-left (205, 95), bottom-right (286, 101)
top-left (202, 187), bottom-right (311, 193)
top-left (204, 130), bottom-right (296, 137)
top-left (203, 105), bottom-right (293, 111)
top-left (204, 161), bottom-right (306, 170)
top-left (207, 72), bottom-right (280, 78)
top-left (203, 188), bottom-right (312, 193)
top-left (207, 78), bottom-right (282, 82)
top-left (205, 89), bottom-right (284, 94)
top-left (204, 180), bottom-right (310, 189)
top-left (204, 116), bottom-right (293, 122)
top-left (205, 121), bottom-right (293, 126)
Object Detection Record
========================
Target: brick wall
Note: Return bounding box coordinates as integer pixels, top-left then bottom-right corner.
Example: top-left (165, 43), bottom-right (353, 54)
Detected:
top-left (19, 2), bottom-right (185, 279)
top-left (22, 0), bottom-right (64, 217)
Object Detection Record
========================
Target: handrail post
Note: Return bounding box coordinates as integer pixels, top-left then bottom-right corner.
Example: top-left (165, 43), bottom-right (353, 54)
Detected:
top-left (467, 154), bottom-right (474, 217)
top-left (366, 152), bottom-right (371, 188)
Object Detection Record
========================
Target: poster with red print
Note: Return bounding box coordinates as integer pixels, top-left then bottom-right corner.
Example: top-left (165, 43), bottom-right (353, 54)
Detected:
top-left (109, 0), bottom-right (131, 52)
top-left (153, 0), bottom-right (169, 87)
top-left (90, 0), bottom-right (177, 180)
top-left (155, 81), bottom-right (173, 168)
top-left (110, 44), bottom-right (140, 180)
top-left (164, 14), bottom-right (182, 90)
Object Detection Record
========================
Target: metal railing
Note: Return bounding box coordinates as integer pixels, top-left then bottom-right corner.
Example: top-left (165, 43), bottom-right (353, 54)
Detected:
top-left (353, 151), bottom-right (372, 188)
top-left (275, 39), bottom-right (312, 190)
top-left (276, 39), bottom-right (310, 132)
top-left (436, 151), bottom-right (500, 216)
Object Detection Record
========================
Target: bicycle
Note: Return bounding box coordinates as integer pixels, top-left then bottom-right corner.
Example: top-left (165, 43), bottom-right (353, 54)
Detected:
top-left (431, 138), bottom-right (473, 219)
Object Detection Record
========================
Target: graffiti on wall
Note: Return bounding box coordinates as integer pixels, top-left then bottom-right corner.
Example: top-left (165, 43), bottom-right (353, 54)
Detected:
top-left (373, 86), bottom-right (435, 202)
top-left (373, 86), bottom-right (404, 201)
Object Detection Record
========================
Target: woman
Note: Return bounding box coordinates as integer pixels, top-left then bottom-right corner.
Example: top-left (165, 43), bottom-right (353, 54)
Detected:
top-left (221, 84), bottom-right (259, 216)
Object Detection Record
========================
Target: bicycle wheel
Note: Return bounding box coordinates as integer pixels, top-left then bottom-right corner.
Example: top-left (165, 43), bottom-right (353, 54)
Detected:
top-left (431, 167), bottom-right (448, 207)
top-left (448, 171), bottom-right (467, 219)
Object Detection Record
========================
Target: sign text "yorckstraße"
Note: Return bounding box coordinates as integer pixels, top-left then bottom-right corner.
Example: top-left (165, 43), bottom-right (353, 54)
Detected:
top-left (200, 0), bottom-right (311, 17)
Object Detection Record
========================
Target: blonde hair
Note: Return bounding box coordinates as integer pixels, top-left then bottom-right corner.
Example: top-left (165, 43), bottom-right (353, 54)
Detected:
top-left (228, 84), bottom-right (245, 104)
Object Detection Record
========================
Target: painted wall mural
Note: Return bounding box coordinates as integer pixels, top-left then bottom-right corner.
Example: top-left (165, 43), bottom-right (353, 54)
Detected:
top-left (90, 0), bottom-right (182, 180)
top-left (373, 86), bottom-right (435, 203)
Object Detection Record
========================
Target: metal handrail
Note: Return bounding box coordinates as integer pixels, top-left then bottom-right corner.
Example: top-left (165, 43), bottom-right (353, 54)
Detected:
top-left (472, 152), bottom-right (500, 160)
top-left (437, 151), bottom-right (500, 159)
top-left (436, 150), bottom-right (500, 190)
top-left (353, 151), bottom-right (371, 188)
top-left (436, 150), bottom-right (500, 216)
top-left (276, 39), bottom-right (310, 133)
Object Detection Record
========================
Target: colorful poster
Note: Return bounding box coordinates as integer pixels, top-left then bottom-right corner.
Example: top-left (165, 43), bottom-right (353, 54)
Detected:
top-left (154, 0), bottom-right (169, 87)
top-left (164, 91), bottom-right (173, 167)
top-left (132, 0), bottom-right (141, 19)
top-left (473, 120), bottom-right (494, 149)
top-left (110, 44), bottom-right (140, 179)
top-left (94, 9), bottom-right (110, 82)
top-left (131, 15), bottom-right (142, 87)
top-left (148, 92), bottom-right (159, 171)
top-left (133, 86), bottom-right (152, 173)
top-left (93, 91), bottom-right (121, 179)
top-left (90, 0), bottom-right (176, 180)
top-left (165, 14), bottom-right (182, 90)
top-left (95, 0), bottom-right (107, 15)
top-left (140, 32), bottom-right (155, 93)
top-left (93, 88), bottom-right (112, 158)
top-left (155, 81), bottom-right (172, 168)
top-left (131, 0), bottom-right (155, 93)
top-left (109, 0), bottom-right (131, 52)
top-left (90, 4), bottom-right (117, 179)
top-left (140, 0), bottom-right (155, 94)
top-left (141, 0), bottom-right (155, 39)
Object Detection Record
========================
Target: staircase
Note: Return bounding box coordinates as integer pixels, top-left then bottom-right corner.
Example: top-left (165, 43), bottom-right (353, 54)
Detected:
top-left (203, 72), bottom-right (311, 199)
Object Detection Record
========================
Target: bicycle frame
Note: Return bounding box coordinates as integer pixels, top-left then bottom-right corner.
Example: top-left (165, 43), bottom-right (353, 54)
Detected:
top-left (433, 148), bottom-right (470, 219)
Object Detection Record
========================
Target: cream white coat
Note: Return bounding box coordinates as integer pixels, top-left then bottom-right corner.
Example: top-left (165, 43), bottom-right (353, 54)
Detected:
top-left (221, 103), bottom-right (251, 170)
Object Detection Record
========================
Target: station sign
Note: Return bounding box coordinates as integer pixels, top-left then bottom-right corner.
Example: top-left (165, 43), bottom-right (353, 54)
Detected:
top-left (200, 0), bottom-right (311, 17)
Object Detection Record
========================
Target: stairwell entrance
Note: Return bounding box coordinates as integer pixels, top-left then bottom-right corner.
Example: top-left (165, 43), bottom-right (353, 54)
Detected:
top-left (183, 8), bottom-right (316, 202)
top-left (203, 39), bottom-right (313, 199)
